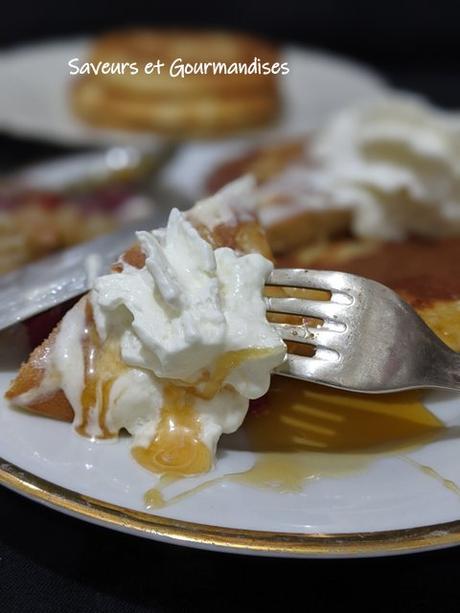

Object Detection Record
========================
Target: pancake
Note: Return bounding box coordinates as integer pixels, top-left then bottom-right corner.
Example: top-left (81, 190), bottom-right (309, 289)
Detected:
top-left (72, 77), bottom-right (279, 137)
top-left (71, 29), bottom-right (281, 137)
top-left (0, 199), bottom-right (116, 275)
top-left (206, 139), bottom-right (353, 252)
top-left (206, 139), bottom-right (305, 192)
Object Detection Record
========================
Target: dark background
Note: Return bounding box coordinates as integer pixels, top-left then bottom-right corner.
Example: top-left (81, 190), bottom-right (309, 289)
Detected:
top-left (2, 0), bottom-right (460, 106)
top-left (1, 1), bottom-right (460, 611)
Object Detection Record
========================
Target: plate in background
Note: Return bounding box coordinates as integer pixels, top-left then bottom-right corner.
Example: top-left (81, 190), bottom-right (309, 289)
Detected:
top-left (0, 38), bottom-right (386, 148)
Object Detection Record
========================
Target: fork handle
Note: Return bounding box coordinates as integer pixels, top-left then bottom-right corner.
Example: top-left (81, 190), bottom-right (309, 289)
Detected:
top-left (433, 349), bottom-right (460, 392)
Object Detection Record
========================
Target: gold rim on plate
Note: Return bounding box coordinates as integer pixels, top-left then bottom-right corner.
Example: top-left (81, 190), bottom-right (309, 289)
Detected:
top-left (1, 457), bottom-right (459, 557)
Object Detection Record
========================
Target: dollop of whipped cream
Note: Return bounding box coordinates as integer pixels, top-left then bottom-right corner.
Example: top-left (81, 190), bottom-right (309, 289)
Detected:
top-left (259, 95), bottom-right (460, 239)
top-left (87, 203), bottom-right (285, 460)
top-left (92, 206), bottom-right (285, 386)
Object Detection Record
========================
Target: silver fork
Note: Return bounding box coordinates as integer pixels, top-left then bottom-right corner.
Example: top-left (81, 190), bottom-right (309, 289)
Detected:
top-left (266, 269), bottom-right (460, 393)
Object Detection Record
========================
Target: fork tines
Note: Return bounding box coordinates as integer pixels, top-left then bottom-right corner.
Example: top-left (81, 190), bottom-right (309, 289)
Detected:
top-left (265, 268), bottom-right (353, 358)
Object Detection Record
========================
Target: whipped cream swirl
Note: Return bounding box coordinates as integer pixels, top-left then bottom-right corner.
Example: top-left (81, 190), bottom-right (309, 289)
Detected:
top-left (92, 207), bottom-right (284, 388)
top-left (86, 204), bottom-right (285, 457)
top-left (260, 95), bottom-right (460, 239)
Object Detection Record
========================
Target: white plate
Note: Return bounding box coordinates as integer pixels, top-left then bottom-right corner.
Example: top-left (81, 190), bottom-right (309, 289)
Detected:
top-left (4, 39), bottom-right (459, 559)
top-left (0, 38), bottom-right (386, 148)
top-left (1, 327), bottom-right (460, 558)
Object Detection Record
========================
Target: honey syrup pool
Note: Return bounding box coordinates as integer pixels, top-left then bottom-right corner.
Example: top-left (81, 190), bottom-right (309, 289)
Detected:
top-left (145, 376), bottom-right (445, 508)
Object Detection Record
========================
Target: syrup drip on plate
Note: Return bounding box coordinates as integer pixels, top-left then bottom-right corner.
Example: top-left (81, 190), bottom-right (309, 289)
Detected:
top-left (401, 456), bottom-right (460, 497)
top-left (145, 376), bottom-right (447, 508)
top-left (241, 377), bottom-right (442, 453)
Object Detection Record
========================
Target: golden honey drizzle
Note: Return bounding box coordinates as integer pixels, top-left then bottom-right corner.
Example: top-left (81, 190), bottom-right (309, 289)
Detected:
top-left (193, 348), bottom-right (277, 400)
top-left (133, 349), bottom-right (277, 477)
top-left (145, 475), bottom-right (224, 509)
top-left (402, 456), bottom-right (460, 497)
top-left (144, 376), bottom-right (452, 508)
top-left (241, 378), bottom-right (442, 453)
top-left (77, 302), bottom-right (126, 439)
top-left (132, 385), bottom-right (211, 476)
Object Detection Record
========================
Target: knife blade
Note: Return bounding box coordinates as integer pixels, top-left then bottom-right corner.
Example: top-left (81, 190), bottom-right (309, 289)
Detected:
top-left (0, 208), bottom-right (169, 331)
